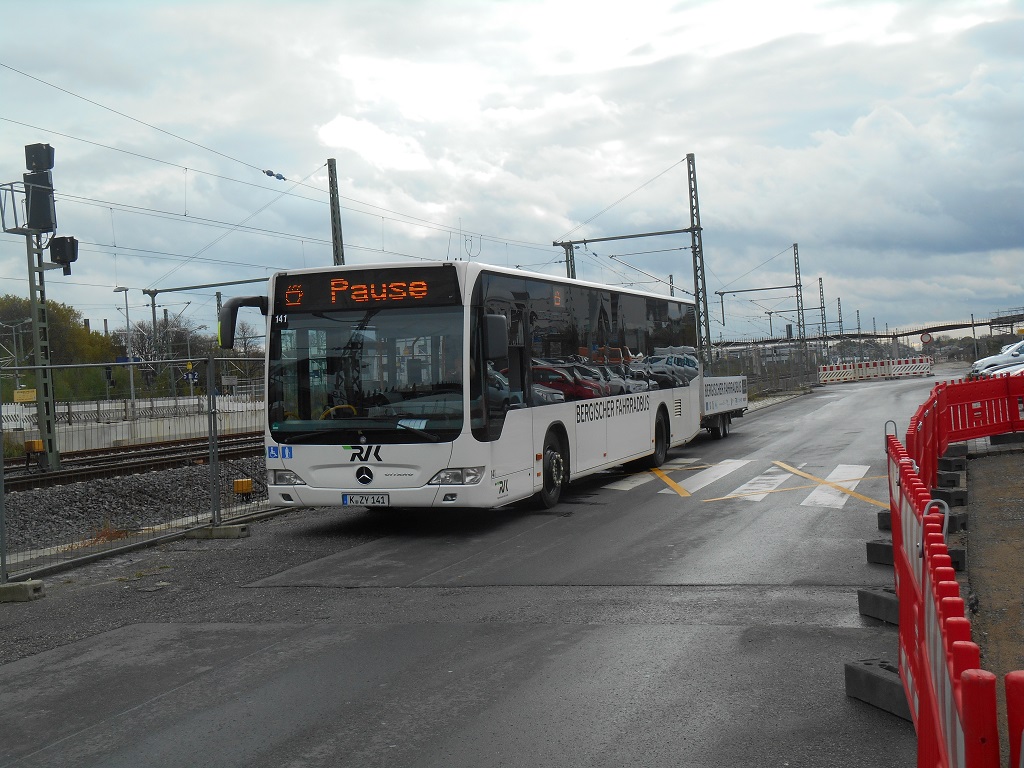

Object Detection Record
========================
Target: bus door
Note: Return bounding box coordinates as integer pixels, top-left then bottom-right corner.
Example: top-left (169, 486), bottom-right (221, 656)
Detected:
top-left (469, 308), bottom-right (533, 504)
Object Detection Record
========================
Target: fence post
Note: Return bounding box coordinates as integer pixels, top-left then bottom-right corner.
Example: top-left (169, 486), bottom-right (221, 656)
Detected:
top-left (1007, 671), bottom-right (1024, 768)
top-left (206, 353), bottom-right (221, 527)
top-left (960, 668), bottom-right (1000, 767)
top-left (1, 417), bottom-right (7, 584)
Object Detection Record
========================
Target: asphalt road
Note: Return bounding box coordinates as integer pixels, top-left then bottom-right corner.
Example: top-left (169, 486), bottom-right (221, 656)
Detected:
top-left (0, 375), bottom-right (944, 767)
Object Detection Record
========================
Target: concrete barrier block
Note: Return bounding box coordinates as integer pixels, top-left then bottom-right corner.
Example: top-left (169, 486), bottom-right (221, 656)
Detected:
top-left (947, 511), bottom-right (968, 532)
top-left (877, 510), bottom-right (891, 531)
top-left (990, 432), bottom-right (1024, 445)
top-left (857, 586), bottom-right (899, 625)
top-left (936, 470), bottom-right (961, 488)
top-left (866, 539), bottom-right (894, 566)
top-left (185, 525), bottom-right (250, 540)
top-left (0, 579), bottom-right (46, 603)
top-left (844, 658), bottom-right (912, 722)
top-left (930, 487), bottom-right (967, 507)
top-left (948, 547), bottom-right (966, 571)
top-left (943, 442), bottom-right (969, 458)
top-left (938, 456), bottom-right (967, 472)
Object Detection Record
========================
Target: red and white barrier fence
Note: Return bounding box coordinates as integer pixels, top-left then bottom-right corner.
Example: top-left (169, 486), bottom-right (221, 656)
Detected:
top-left (819, 357), bottom-right (933, 384)
top-left (889, 374), bottom-right (1024, 767)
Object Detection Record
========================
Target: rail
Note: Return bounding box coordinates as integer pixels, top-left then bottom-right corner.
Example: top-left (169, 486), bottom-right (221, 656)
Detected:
top-left (889, 374), bottom-right (1024, 767)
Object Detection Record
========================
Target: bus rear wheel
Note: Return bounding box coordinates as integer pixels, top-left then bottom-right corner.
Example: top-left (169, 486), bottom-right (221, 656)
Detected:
top-left (647, 413), bottom-right (669, 468)
top-left (711, 414), bottom-right (730, 439)
top-left (625, 412), bottom-right (668, 471)
top-left (538, 430), bottom-right (566, 509)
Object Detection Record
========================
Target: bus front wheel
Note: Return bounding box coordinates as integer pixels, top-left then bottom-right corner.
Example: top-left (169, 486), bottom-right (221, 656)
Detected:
top-left (538, 431), bottom-right (566, 509)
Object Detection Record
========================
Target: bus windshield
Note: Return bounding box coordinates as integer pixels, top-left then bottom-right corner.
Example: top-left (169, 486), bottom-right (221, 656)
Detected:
top-left (268, 305), bottom-right (465, 444)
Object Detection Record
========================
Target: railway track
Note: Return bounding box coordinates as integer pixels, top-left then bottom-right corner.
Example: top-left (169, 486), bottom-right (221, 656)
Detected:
top-left (3, 432), bottom-right (265, 493)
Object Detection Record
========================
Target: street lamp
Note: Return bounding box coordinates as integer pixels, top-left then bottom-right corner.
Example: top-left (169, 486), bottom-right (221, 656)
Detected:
top-left (113, 287), bottom-right (136, 411)
top-left (0, 318), bottom-right (31, 390)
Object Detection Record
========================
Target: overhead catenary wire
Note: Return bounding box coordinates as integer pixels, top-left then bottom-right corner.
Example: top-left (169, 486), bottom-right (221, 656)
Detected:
top-left (0, 114), bottom-right (555, 255)
top-left (0, 62), bottom-right (269, 176)
top-left (555, 158), bottom-right (686, 242)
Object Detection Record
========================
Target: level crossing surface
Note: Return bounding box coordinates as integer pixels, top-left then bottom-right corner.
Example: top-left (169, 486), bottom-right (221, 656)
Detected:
top-left (0, 374), bottom-right (947, 767)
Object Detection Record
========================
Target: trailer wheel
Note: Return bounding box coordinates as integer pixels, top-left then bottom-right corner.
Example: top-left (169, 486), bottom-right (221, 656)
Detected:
top-left (711, 414), bottom-right (730, 439)
top-left (538, 430), bottom-right (566, 509)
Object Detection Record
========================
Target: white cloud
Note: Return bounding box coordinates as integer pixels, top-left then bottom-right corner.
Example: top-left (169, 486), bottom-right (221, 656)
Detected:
top-left (0, 0), bottom-right (1020, 339)
top-left (318, 115), bottom-right (431, 172)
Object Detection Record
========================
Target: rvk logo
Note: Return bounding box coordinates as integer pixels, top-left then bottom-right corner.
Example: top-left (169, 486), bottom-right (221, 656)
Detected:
top-left (348, 445), bottom-right (383, 462)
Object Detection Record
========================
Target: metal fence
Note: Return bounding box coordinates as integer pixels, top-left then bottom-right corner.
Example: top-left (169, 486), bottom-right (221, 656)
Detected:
top-left (1, 356), bottom-right (268, 582)
top-left (709, 340), bottom-right (824, 398)
top-left (0, 345), bottom-right (825, 582)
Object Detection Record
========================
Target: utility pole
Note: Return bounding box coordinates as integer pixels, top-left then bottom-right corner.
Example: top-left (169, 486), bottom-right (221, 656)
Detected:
top-left (560, 243), bottom-right (576, 279)
top-left (687, 154), bottom-right (711, 369)
top-left (792, 243), bottom-right (808, 380)
top-left (327, 159), bottom-right (346, 266)
top-left (819, 277), bottom-right (827, 361)
top-left (0, 144), bottom-right (78, 471)
top-left (550, 154), bottom-right (708, 363)
top-left (856, 310), bottom-right (862, 361)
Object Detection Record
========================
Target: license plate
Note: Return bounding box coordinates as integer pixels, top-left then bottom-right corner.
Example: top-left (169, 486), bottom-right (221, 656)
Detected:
top-left (342, 493), bottom-right (389, 507)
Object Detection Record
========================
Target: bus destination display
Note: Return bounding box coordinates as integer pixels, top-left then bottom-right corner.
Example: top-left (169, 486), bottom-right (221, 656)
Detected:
top-left (273, 266), bottom-right (461, 313)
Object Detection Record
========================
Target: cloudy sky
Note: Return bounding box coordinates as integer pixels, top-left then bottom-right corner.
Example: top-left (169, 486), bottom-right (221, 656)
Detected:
top-left (1, 0), bottom-right (1021, 347)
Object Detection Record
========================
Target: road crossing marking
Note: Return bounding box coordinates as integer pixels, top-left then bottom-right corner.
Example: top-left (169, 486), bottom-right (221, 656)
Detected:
top-left (603, 458), bottom-right (703, 491)
top-left (799, 464), bottom-right (871, 508)
top-left (604, 473), bottom-right (658, 491)
top-left (657, 459), bottom-right (751, 496)
top-left (774, 461), bottom-right (888, 509)
top-left (664, 458), bottom-right (701, 467)
top-left (604, 457), bottom-right (888, 509)
top-left (718, 464), bottom-right (798, 502)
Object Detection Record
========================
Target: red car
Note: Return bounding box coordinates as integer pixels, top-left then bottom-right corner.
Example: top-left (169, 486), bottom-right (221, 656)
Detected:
top-left (531, 366), bottom-right (602, 400)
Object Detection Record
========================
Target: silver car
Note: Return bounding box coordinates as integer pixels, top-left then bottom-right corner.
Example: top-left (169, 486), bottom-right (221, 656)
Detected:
top-left (970, 339), bottom-right (1024, 376)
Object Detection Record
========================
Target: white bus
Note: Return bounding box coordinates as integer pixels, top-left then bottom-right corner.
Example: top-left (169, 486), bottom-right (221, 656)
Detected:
top-left (219, 260), bottom-right (707, 510)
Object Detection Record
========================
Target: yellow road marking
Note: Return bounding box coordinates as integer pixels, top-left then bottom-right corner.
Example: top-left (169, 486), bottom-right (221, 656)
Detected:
top-left (772, 461), bottom-right (888, 508)
top-left (650, 467), bottom-right (690, 497)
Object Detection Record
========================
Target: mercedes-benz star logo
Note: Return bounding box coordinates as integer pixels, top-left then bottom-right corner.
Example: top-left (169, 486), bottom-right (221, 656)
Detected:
top-left (355, 466), bottom-right (374, 485)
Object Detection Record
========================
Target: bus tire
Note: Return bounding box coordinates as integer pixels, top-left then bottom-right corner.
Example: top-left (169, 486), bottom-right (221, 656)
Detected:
top-left (647, 412), bottom-right (669, 468)
top-left (538, 430), bottom-right (567, 509)
top-left (711, 414), bottom-right (730, 439)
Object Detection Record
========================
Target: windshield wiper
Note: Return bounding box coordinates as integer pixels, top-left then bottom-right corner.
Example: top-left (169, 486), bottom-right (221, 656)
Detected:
top-left (277, 430), bottom-right (344, 444)
top-left (396, 420), bottom-right (440, 442)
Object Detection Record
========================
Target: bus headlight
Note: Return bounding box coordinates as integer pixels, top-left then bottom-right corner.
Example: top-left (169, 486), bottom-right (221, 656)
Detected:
top-left (428, 466), bottom-right (485, 485)
top-left (272, 469), bottom-right (306, 485)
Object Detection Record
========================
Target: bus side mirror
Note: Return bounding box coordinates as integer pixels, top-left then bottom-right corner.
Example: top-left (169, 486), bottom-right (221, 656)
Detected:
top-left (483, 314), bottom-right (508, 361)
top-left (218, 295), bottom-right (268, 349)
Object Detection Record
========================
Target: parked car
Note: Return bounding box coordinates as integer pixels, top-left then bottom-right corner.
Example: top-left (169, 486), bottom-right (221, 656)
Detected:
top-left (623, 368), bottom-right (653, 392)
top-left (596, 364), bottom-right (628, 395)
top-left (980, 361), bottom-right (1024, 378)
top-left (531, 383), bottom-right (566, 404)
top-left (499, 368), bottom-right (568, 405)
top-left (970, 339), bottom-right (1024, 376)
top-left (564, 363), bottom-right (611, 396)
top-left (646, 352), bottom-right (700, 384)
top-left (531, 366), bottom-right (601, 400)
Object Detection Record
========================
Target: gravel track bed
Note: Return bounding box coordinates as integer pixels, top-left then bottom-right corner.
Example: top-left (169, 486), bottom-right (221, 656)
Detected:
top-left (3, 457), bottom-right (267, 551)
